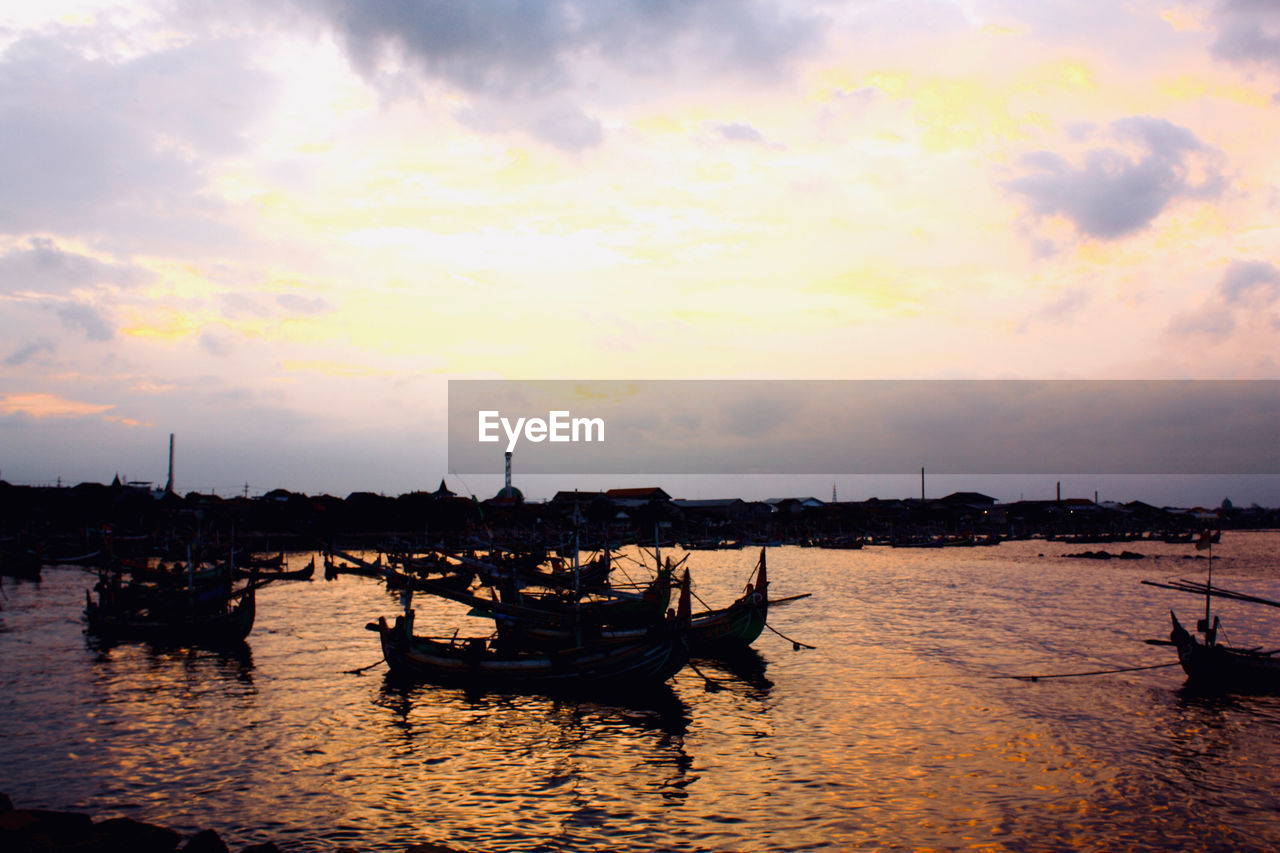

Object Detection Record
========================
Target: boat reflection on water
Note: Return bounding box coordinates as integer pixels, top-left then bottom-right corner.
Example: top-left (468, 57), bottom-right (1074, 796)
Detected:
top-left (375, 674), bottom-right (692, 741)
top-left (369, 674), bottom-right (699, 839)
top-left (693, 646), bottom-right (774, 698)
top-left (85, 636), bottom-right (256, 693)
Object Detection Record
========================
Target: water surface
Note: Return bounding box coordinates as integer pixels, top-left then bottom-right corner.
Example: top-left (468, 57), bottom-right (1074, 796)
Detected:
top-left (2, 533), bottom-right (1278, 851)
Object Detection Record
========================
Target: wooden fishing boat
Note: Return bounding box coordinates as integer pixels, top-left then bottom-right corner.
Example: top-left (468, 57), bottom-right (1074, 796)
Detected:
top-left (0, 537), bottom-right (42, 580)
top-left (436, 547), bottom-right (614, 592)
top-left (368, 572), bottom-right (692, 690)
top-left (689, 549), bottom-right (769, 657)
top-left (323, 549), bottom-right (385, 580)
top-left (236, 556), bottom-right (314, 581)
top-left (484, 550), bottom-right (793, 658)
top-left (246, 551), bottom-right (285, 569)
top-left (85, 579), bottom-right (256, 645)
top-left (477, 558), bottom-right (674, 631)
top-left (1167, 612), bottom-right (1280, 692)
top-left (1143, 531), bottom-right (1280, 693)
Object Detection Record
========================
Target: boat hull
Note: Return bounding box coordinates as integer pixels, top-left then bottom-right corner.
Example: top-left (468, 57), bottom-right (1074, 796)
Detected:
top-left (374, 614), bottom-right (688, 691)
top-left (689, 599), bottom-right (767, 657)
top-left (1170, 614), bottom-right (1280, 693)
top-left (86, 588), bottom-right (255, 646)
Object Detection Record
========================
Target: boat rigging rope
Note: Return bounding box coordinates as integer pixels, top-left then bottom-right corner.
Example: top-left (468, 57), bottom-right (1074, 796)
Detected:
top-left (343, 659), bottom-right (385, 675)
top-left (764, 621), bottom-right (816, 650)
top-left (991, 661), bottom-right (1181, 681)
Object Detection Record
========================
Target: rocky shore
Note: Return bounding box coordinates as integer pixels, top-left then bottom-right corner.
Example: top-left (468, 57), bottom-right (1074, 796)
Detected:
top-left (0, 794), bottom-right (460, 853)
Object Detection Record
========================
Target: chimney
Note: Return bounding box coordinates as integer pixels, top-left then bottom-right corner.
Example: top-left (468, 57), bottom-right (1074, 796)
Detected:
top-left (164, 433), bottom-right (175, 494)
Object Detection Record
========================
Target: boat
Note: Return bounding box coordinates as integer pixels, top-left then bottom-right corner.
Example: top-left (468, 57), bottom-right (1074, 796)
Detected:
top-left (1143, 531), bottom-right (1280, 692)
top-left (688, 548), bottom-right (770, 656)
top-left (85, 575), bottom-right (257, 645)
top-left (812, 536), bottom-right (864, 550)
top-left (323, 549), bottom-right (385, 580)
top-left (236, 555), bottom-right (315, 581)
top-left (0, 536), bottom-right (42, 580)
top-left (1166, 612), bottom-right (1280, 692)
top-left (367, 571), bottom-right (692, 691)
top-left (440, 547), bottom-right (613, 592)
top-left (245, 551), bottom-right (285, 569)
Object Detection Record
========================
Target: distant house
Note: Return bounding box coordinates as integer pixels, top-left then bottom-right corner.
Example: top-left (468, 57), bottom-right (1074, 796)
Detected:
top-left (939, 491), bottom-right (997, 507)
top-left (606, 486), bottom-right (671, 500)
top-left (672, 498), bottom-right (748, 521)
top-left (605, 487), bottom-right (672, 508)
top-left (430, 479), bottom-right (456, 499)
top-left (550, 490), bottom-right (606, 508)
top-left (765, 497), bottom-right (824, 515)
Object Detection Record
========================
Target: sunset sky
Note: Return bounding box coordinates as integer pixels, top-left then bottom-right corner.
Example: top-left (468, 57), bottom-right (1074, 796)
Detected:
top-left (1, 1), bottom-right (1277, 502)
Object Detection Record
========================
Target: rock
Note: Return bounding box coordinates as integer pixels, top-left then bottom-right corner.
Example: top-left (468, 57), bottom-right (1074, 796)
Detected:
top-left (85, 816), bottom-right (182, 853)
top-left (239, 843), bottom-right (281, 853)
top-left (0, 793), bottom-right (12, 813)
top-left (0, 809), bottom-right (95, 850)
top-left (181, 829), bottom-right (229, 853)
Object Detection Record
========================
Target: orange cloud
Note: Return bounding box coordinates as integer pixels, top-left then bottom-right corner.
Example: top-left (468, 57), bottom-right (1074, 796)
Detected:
top-left (0, 393), bottom-right (114, 418)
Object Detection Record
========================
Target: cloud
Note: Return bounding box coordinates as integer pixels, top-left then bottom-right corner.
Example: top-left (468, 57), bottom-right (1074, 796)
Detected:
top-left (1002, 116), bottom-right (1224, 241)
top-left (1219, 258), bottom-right (1280, 303)
top-left (714, 122), bottom-right (766, 143)
top-left (0, 238), bottom-right (150, 295)
top-left (200, 327), bottom-right (233, 355)
top-left (0, 27), bottom-right (276, 244)
top-left (1168, 306), bottom-right (1237, 337)
top-left (277, 0), bottom-right (821, 150)
top-left (1017, 287), bottom-right (1091, 332)
top-left (52, 302), bottom-right (114, 341)
top-left (4, 338), bottom-right (55, 367)
top-left (275, 292), bottom-right (333, 314)
top-left (0, 392), bottom-right (113, 418)
top-left (1167, 259), bottom-right (1280, 339)
top-left (1209, 0), bottom-right (1280, 72)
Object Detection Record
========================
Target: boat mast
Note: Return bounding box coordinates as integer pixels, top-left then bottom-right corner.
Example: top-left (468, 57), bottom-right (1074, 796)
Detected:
top-left (1197, 529), bottom-right (1217, 645)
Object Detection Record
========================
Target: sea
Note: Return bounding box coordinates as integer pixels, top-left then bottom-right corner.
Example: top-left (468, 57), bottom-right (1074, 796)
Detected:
top-left (2, 532), bottom-right (1278, 852)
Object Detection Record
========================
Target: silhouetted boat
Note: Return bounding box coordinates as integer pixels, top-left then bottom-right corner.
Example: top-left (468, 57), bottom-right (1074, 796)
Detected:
top-left (85, 577), bottom-right (256, 645)
top-left (1167, 611), bottom-right (1280, 692)
top-left (689, 548), bottom-right (770, 657)
top-left (0, 536), bottom-right (42, 580)
top-left (368, 572), bottom-right (692, 690)
top-left (246, 551), bottom-right (285, 569)
top-left (1143, 532), bottom-right (1279, 692)
top-left (324, 549), bottom-right (384, 580)
top-left (236, 556), bottom-right (314, 581)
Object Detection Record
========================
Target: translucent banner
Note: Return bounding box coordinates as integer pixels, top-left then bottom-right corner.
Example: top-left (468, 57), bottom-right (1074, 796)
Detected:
top-left (447, 380), bottom-right (1278, 476)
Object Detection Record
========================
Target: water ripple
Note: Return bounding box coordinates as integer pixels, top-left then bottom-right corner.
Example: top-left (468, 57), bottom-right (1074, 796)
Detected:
top-left (2, 539), bottom-right (1279, 850)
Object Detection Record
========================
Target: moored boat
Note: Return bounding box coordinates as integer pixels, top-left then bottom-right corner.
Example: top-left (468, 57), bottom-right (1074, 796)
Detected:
top-left (1144, 531), bottom-right (1280, 693)
top-left (236, 555), bottom-right (315, 581)
top-left (368, 572), bottom-right (692, 691)
top-left (689, 548), bottom-right (770, 657)
top-left (1167, 612), bottom-right (1280, 692)
top-left (85, 578), bottom-right (256, 646)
